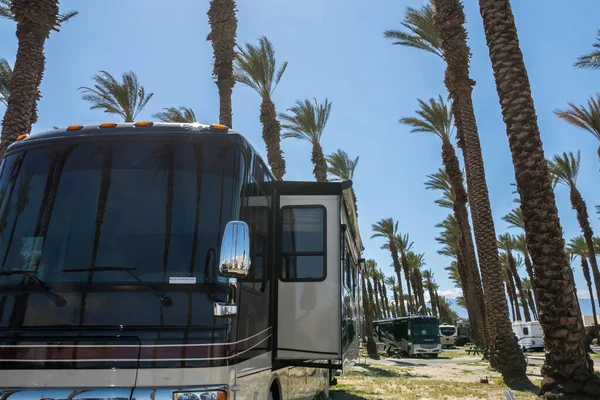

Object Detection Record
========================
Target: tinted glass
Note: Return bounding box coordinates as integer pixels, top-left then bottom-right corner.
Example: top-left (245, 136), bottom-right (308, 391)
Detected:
top-left (281, 207), bottom-right (325, 280)
top-left (0, 140), bottom-right (244, 285)
top-left (440, 327), bottom-right (456, 336)
top-left (411, 320), bottom-right (440, 337)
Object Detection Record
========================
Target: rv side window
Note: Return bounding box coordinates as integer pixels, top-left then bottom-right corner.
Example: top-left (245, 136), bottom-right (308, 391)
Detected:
top-left (523, 327), bottom-right (529, 335)
top-left (280, 206), bottom-right (326, 281)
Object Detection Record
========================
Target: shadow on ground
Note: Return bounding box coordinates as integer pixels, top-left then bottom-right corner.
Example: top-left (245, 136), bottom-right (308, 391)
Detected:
top-left (329, 391), bottom-right (368, 400)
top-left (353, 363), bottom-right (429, 378)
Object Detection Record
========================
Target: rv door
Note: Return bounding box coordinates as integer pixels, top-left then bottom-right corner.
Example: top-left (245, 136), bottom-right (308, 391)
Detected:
top-left (276, 195), bottom-right (341, 360)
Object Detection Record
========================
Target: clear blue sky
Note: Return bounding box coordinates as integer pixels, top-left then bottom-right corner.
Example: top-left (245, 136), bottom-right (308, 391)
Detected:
top-left (1, 0), bottom-right (599, 305)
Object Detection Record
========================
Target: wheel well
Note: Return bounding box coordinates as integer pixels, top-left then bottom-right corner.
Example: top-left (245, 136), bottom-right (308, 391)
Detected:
top-left (270, 378), bottom-right (281, 400)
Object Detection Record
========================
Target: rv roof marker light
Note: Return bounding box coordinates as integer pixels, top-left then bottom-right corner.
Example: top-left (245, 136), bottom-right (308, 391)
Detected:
top-left (210, 123), bottom-right (228, 132)
top-left (134, 121), bottom-right (154, 127)
top-left (16, 134), bottom-right (28, 141)
top-left (66, 125), bottom-right (84, 131)
top-left (99, 122), bottom-right (118, 129)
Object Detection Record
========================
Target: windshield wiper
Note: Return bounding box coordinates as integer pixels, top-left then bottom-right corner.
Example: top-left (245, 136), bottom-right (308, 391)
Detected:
top-left (0, 270), bottom-right (67, 307)
top-left (62, 266), bottom-right (173, 307)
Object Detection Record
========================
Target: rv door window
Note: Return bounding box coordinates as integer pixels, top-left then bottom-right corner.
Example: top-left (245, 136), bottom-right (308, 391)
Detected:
top-left (523, 327), bottom-right (529, 335)
top-left (280, 206), bottom-right (326, 281)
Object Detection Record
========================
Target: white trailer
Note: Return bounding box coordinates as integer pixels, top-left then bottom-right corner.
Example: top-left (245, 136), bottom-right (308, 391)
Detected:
top-left (512, 321), bottom-right (544, 351)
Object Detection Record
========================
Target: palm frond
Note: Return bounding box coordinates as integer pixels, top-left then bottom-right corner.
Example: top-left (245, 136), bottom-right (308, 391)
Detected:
top-left (371, 218), bottom-right (397, 240)
top-left (554, 95), bottom-right (600, 141)
top-left (566, 235), bottom-right (589, 258)
top-left (502, 207), bottom-right (525, 230)
top-left (279, 98), bottom-right (332, 144)
top-left (400, 95), bottom-right (453, 143)
top-left (547, 150), bottom-right (581, 189)
top-left (497, 233), bottom-right (515, 252)
top-left (383, 0), bottom-right (443, 59)
top-left (424, 168), bottom-right (455, 208)
top-left (79, 70), bottom-right (154, 122)
top-left (575, 30), bottom-right (600, 70)
top-left (0, 0), bottom-right (12, 20)
top-left (152, 107), bottom-right (197, 123)
top-left (57, 10), bottom-right (78, 24)
top-left (326, 149), bottom-right (359, 181)
top-left (235, 36), bottom-right (287, 98)
top-left (0, 58), bottom-right (12, 106)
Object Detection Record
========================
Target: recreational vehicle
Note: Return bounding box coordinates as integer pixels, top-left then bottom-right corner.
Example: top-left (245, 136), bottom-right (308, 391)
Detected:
top-left (373, 316), bottom-right (442, 357)
top-left (439, 323), bottom-right (457, 348)
top-left (0, 123), bottom-right (363, 399)
top-left (512, 321), bottom-right (544, 352)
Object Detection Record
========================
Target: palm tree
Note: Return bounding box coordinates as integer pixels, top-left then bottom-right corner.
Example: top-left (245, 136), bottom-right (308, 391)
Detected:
top-left (385, 275), bottom-right (401, 317)
top-left (430, 0), bottom-right (524, 378)
top-left (498, 233), bottom-right (531, 322)
top-left (401, 97), bottom-right (486, 329)
top-left (364, 260), bottom-right (379, 321)
top-left (279, 98), bottom-right (332, 182)
top-left (395, 234), bottom-right (416, 314)
top-left (407, 252), bottom-right (427, 315)
top-left (235, 36), bottom-right (287, 180)
top-left (555, 95), bottom-right (600, 164)
top-left (378, 270), bottom-right (392, 318)
top-left (326, 149), bottom-right (359, 214)
top-left (79, 71), bottom-right (153, 123)
top-left (360, 261), bottom-right (378, 356)
top-left (575, 30), bottom-right (600, 70)
top-left (477, 0), bottom-right (596, 392)
top-left (152, 107), bottom-right (197, 123)
top-left (0, 58), bottom-right (12, 107)
top-left (548, 151), bottom-right (600, 312)
top-left (383, 0), bottom-right (442, 59)
top-left (371, 218), bottom-right (407, 316)
top-left (522, 278), bottom-right (537, 320)
top-left (503, 208), bottom-right (535, 284)
top-left (0, 0), bottom-right (77, 156)
top-left (422, 269), bottom-right (437, 317)
top-left (567, 236), bottom-right (599, 334)
top-left (207, 0), bottom-right (237, 128)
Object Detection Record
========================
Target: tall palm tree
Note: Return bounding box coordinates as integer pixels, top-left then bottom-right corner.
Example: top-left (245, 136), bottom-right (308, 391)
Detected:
top-left (0, 0), bottom-right (77, 156)
top-left (79, 71), bottom-right (153, 123)
top-left (384, 275), bottom-right (400, 317)
top-left (498, 234), bottom-right (531, 322)
top-left (477, 0), bottom-right (597, 393)
top-left (0, 58), bottom-right (12, 107)
top-left (378, 270), bottom-right (391, 318)
top-left (326, 149), bottom-right (359, 214)
top-left (235, 36), bottom-right (287, 179)
top-left (407, 252), bottom-right (427, 315)
top-left (207, 0), bottom-right (237, 128)
top-left (364, 260), bottom-right (379, 322)
top-left (567, 236), bottom-right (599, 334)
top-left (371, 218), bottom-right (407, 316)
top-left (431, 0), bottom-right (524, 379)
top-left (522, 278), bottom-right (537, 320)
top-left (402, 97), bottom-right (488, 343)
top-left (555, 95), bottom-right (600, 164)
top-left (279, 98), bottom-right (332, 182)
top-left (422, 269), bottom-right (437, 317)
top-left (360, 261), bottom-right (378, 355)
top-left (575, 30), bottom-right (600, 70)
top-left (548, 151), bottom-right (600, 311)
top-left (152, 107), bottom-right (197, 123)
top-left (395, 234), bottom-right (416, 314)
top-left (503, 207), bottom-right (535, 285)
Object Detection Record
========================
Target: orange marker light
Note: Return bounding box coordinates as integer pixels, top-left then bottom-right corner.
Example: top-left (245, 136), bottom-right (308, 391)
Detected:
top-left (16, 134), bottom-right (28, 141)
top-left (210, 124), bottom-right (228, 131)
top-left (99, 122), bottom-right (117, 128)
top-left (217, 392), bottom-right (226, 400)
top-left (66, 125), bottom-right (84, 131)
top-left (134, 121), bottom-right (154, 127)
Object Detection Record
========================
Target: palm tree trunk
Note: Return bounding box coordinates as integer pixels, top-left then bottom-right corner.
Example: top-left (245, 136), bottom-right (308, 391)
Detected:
top-left (442, 140), bottom-right (489, 346)
top-left (372, 275), bottom-right (382, 319)
top-left (207, 0), bottom-right (237, 128)
top-left (366, 273), bottom-right (378, 322)
top-left (581, 257), bottom-right (600, 334)
top-left (507, 251), bottom-right (531, 322)
top-left (260, 97), bottom-right (285, 180)
top-left (427, 280), bottom-right (438, 317)
top-left (506, 268), bottom-right (521, 321)
top-left (399, 250), bottom-right (415, 313)
top-left (392, 285), bottom-right (401, 317)
top-left (310, 141), bottom-right (327, 182)
top-left (433, 0), bottom-right (526, 382)
top-left (434, 288), bottom-right (442, 320)
top-left (0, 1), bottom-right (57, 157)
top-left (381, 278), bottom-right (391, 318)
top-left (505, 281), bottom-right (516, 321)
top-left (477, 0), bottom-right (600, 393)
top-left (414, 269), bottom-right (427, 315)
top-left (389, 242), bottom-right (407, 316)
top-left (456, 244), bottom-right (485, 346)
top-left (572, 187), bottom-right (600, 311)
top-left (522, 249), bottom-right (535, 283)
top-left (527, 289), bottom-right (537, 320)
top-left (360, 272), bottom-right (378, 355)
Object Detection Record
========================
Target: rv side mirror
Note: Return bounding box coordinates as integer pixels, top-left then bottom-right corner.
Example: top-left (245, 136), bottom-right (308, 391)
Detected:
top-left (218, 221), bottom-right (251, 278)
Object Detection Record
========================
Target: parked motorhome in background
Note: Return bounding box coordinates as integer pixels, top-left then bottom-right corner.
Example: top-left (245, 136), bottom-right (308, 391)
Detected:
top-left (512, 321), bottom-right (544, 352)
top-left (374, 316), bottom-right (442, 357)
top-left (439, 323), bottom-right (457, 348)
top-left (0, 123), bottom-right (363, 400)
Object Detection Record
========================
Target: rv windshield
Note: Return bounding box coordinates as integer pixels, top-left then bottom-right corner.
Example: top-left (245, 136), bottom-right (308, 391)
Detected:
top-left (440, 326), bottom-right (456, 336)
top-left (0, 139), bottom-right (245, 285)
top-left (411, 318), bottom-right (440, 343)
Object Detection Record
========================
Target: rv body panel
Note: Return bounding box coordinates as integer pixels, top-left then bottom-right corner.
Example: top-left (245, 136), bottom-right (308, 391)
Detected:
top-left (512, 321), bottom-right (544, 351)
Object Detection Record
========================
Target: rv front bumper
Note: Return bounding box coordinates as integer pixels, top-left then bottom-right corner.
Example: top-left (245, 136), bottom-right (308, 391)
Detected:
top-left (0, 386), bottom-right (228, 400)
top-left (413, 344), bottom-right (442, 354)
